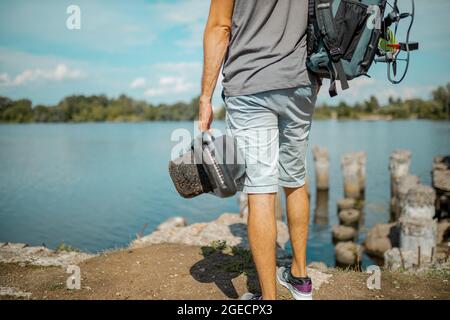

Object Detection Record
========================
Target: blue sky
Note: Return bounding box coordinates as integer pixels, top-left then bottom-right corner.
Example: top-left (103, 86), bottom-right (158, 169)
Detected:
top-left (0, 0), bottom-right (449, 107)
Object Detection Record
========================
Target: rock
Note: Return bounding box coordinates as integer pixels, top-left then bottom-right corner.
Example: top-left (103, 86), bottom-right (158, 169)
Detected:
top-left (307, 261), bottom-right (328, 272)
top-left (400, 216), bottom-right (437, 257)
top-left (341, 154), bottom-right (361, 199)
top-left (305, 267), bottom-right (332, 291)
top-left (2, 243), bottom-right (28, 250)
top-left (390, 150), bottom-right (413, 217)
top-left (394, 174), bottom-right (420, 220)
top-left (389, 150), bottom-right (412, 180)
top-left (312, 146), bottom-right (329, 191)
top-left (432, 156), bottom-right (450, 219)
top-left (432, 160), bottom-right (450, 192)
top-left (335, 242), bottom-right (362, 266)
top-left (356, 151), bottom-right (367, 191)
top-left (132, 221), bottom-right (208, 247)
top-left (384, 248), bottom-right (434, 271)
top-left (397, 175), bottom-right (420, 198)
top-left (403, 185), bottom-right (436, 220)
top-left (332, 225), bottom-right (356, 242)
top-left (314, 191), bottom-right (329, 225)
top-left (0, 243), bottom-right (94, 267)
top-left (437, 220), bottom-right (450, 244)
top-left (364, 223), bottom-right (398, 258)
top-left (131, 212), bottom-right (290, 251)
top-left (156, 217), bottom-right (187, 231)
top-left (398, 184), bottom-right (437, 257)
top-left (338, 209), bottom-right (360, 228)
top-left (337, 198), bottom-right (356, 212)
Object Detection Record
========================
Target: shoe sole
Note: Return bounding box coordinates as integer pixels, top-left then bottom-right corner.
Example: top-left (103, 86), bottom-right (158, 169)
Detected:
top-left (277, 270), bottom-right (313, 301)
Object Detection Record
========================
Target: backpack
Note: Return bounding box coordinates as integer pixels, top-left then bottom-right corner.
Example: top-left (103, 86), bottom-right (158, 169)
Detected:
top-left (307, 0), bottom-right (388, 97)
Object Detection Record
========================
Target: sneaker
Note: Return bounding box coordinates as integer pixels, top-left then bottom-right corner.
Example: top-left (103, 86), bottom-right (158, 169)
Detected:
top-left (240, 293), bottom-right (262, 300)
top-left (276, 266), bottom-right (313, 300)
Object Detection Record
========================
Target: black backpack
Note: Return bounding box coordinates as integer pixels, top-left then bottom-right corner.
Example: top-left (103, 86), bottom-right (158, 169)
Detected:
top-left (306, 0), bottom-right (418, 97)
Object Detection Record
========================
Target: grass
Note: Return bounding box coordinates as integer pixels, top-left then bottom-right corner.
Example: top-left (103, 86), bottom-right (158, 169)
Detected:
top-left (48, 282), bottom-right (65, 291)
top-left (56, 243), bottom-right (79, 253)
top-left (200, 240), bottom-right (256, 276)
top-left (423, 266), bottom-right (450, 280)
top-left (201, 240), bottom-right (229, 256)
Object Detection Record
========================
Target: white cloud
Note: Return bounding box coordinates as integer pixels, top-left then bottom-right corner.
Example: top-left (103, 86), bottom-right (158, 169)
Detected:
top-left (129, 77), bottom-right (147, 89)
top-left (0, 64), bottom-right (83, 87)
top-left (131, 62), bottom-right (202, 98)
top-left (144, 76), bottom-right (196, 97)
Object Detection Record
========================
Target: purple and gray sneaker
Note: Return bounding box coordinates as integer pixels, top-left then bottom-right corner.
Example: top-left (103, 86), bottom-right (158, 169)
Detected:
top-left (240, 293), bottom-right (262, 300)
top-left (277, 266), bottom-right (313, 300)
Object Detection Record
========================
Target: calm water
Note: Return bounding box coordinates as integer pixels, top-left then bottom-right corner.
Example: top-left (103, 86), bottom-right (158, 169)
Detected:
top-left (0, 120), bottom-right (449, 266)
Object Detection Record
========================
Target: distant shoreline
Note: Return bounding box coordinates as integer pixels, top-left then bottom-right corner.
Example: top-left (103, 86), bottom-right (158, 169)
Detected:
top-left (1, 83), bottom-right (449, 122)
top-left (1, 118), bottom-right (449, 125)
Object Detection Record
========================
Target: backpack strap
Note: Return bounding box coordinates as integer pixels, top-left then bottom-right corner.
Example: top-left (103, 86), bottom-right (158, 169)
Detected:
top-left (307, 0), bottom-right (317, 55)
top-left (315, 0), bottom-right (350, 96)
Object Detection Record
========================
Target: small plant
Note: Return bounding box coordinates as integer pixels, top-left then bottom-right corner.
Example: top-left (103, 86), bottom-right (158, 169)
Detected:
top-left (211, 240), bottom-right (228, 252)
top-left (200, 241), bottom-right (256, 275)
top-left (48, 282), bottom-right (65, 291)
top-left (424, 266), bottom-right (450, 280)
top-left (56, 242), bottom-right (79, 253)
top-left (225, 247), bottom-right (254, 274)
top-left (201, 240), bottom-right (228, 256)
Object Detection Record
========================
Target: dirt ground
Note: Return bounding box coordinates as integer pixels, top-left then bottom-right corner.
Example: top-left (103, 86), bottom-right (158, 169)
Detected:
top-left (0, 243), bottom-right (449, 300)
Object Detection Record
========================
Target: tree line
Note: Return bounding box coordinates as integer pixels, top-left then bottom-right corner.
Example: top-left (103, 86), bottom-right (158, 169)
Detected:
top-left (313, 83), bottom-right (450, 120)
top-left (0, 83), bottom-right (448, 123)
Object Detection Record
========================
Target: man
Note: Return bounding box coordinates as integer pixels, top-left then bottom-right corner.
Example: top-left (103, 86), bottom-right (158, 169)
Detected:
top-left (199, 0), bottom-right (318, 300)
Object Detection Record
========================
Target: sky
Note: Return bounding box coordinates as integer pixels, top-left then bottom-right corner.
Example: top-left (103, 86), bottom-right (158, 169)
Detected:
top-left (0, 0), bottom-right (449, 107)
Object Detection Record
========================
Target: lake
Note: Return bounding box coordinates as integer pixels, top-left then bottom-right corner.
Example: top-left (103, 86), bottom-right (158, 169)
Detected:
top-left (0, 120), bottom-right (449, 267)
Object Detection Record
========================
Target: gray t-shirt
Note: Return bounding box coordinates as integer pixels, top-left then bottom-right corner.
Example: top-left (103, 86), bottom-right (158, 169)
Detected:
top-left (222, 0), bottom-right (316, 97)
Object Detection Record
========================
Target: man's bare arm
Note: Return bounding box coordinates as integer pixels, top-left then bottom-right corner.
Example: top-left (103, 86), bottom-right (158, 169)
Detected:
top-left (199, 0), bottom-right (234, 132)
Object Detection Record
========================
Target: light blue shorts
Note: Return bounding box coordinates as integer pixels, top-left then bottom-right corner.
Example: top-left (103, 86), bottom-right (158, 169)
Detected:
top-left (224, 85), bottom-right (317, 194)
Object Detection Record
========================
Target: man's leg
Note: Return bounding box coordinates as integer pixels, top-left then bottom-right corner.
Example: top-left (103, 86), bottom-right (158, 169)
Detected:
top-left (284, 185), bottom-right (309, 277)
top-left (247, 193), bottom-right (277, 300)
top-left (223, 93), bottom-right (280, 300)
top-left (277, 85), bottom-right (316, 279)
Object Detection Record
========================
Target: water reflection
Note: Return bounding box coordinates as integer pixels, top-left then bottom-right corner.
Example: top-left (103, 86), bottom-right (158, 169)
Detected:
top-left (314, 191), bottom-right (329, 226)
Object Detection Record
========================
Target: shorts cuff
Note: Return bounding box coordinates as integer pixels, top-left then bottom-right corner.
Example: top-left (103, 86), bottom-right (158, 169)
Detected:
top-left (243, 184), bottom-right (279, 194)
top-left (279, 179), bottom-right (306, 189)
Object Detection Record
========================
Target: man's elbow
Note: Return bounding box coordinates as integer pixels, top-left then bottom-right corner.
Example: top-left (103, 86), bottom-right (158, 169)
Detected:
top-left (206, 22), bottom-right (231, 37)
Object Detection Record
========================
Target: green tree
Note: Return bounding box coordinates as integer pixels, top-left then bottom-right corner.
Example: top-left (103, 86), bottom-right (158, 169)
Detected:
top-left (364, 96), bottom-right (380, 113)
